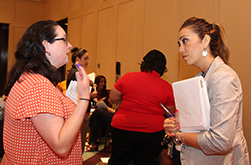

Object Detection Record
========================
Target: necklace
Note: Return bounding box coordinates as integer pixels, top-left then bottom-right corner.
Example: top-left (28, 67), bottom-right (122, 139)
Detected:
top-left (203, 61), bottom-right (213, 78)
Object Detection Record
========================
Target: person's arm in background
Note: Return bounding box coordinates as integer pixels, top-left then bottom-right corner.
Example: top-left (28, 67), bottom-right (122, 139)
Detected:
top-left (90, 83), bottom-right (98, 99)
top-left (106, 98), bottom-right (116, 114)
top-left (107, 107), bottom-right (116, 114)
top-left (31, 66), bottom-right (90, 157)
top-left (165, 105), bottom-right (176, 114)
top-left (110, 88), bottom-right (122, 104)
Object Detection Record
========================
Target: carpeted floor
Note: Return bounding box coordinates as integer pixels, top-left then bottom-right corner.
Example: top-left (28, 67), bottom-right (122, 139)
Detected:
top-left (83, 142), bottom-right (112, 165)
top-left (83, 150), bottom-right (111, 165)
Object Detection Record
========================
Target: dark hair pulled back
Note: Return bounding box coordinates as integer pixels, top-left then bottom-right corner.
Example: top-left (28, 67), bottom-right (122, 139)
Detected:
top-left (71, 47), bottom-right (87, 64)
top-left (179, 17), bottom-right (229, 64)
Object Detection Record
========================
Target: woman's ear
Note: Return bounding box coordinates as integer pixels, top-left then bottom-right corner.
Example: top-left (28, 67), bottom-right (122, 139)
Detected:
top-left (42, 40), bottom-right (50, 55)
top-left (202, 34), bottom-right (211, 48)
top-left (76, 56), bottom-right (80, 62)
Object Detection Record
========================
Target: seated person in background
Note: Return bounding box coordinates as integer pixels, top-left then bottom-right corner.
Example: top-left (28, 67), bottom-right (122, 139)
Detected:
top-left (85, 75), bottom-right (115, 152)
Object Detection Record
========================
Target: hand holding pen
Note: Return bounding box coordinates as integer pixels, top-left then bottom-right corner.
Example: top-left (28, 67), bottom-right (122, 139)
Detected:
top-left (161, 103), bottom-right (180, 135)
top-left (163, 108), bottom-right (180, 137)
top-left (75, 62), bottom-right (90, 97)
top-left (75, 62), bottom-right (82, 75)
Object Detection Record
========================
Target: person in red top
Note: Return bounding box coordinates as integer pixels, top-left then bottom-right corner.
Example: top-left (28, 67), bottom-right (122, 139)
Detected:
top-left (1, 20), bottom-right (90, 164)
top-left (108, 49), bottom-right (176, 165)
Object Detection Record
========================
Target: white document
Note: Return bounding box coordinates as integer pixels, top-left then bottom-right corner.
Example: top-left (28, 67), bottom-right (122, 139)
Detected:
top-left (65, 72), bottom-right (95, 104)
top-left (88, 72), bottom-right (96, 83)
top-left (96, 101), bottom-right (108, 109)
top-left (65, 81), bottom-right (79, 104)
top-left (172, 76), bottom-right (210, 132)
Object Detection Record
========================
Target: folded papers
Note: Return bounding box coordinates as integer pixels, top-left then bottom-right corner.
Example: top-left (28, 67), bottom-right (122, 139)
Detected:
top-left (172, 76), bottom-right (210, 132)
top-left (96, 101), bottom-right (108, 109)
top-left (65, 72), bottom-right (96, 104)
top-left (88, 72), bottom-right (96, 83)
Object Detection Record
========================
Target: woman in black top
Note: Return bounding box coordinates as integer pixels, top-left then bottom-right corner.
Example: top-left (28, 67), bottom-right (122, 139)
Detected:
top-left (66, 47), bottom-right (89, 87)
top-left (85, 75), bottom-right (115, 152)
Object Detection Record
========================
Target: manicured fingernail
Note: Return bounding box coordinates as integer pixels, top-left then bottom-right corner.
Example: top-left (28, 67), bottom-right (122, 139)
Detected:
top-left (172, 134), bottom-right (175, 137)
top-left (176, 109), bottom-right (179, 112)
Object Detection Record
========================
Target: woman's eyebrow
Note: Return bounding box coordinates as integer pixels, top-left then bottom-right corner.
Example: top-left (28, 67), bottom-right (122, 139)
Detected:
top-left (179, 35), bottom-right (185, 41)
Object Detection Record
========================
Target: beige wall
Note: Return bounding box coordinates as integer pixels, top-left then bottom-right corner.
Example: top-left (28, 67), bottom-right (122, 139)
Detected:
top-left (221, 0), bottom-right (251, 160)
top-left (1, 0), bottom-right (251, 161)
top-left (0, 0), bottom-right (45, 72)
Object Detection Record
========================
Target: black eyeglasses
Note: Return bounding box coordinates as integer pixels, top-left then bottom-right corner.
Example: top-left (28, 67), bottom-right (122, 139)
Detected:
top-left (49, 37), bottom-right (68, 44)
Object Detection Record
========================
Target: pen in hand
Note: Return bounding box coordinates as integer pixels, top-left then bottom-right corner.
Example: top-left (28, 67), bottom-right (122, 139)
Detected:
top-left (75, 62), bottom-right (82, 73)
top-left (160, 103), bottom-right (174, 117)
top-left (75, 62), bottom-right (84, 79)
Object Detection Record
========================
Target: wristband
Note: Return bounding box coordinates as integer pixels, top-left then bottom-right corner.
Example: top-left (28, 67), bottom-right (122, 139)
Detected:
top-left (79, 98), bottom-right (90, 101)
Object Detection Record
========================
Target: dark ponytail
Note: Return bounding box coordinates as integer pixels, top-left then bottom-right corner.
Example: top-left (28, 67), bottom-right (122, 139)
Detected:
top-left (179, 17), bottom-right (229, 64)
top-left (70, 47), bottom-right (88, 64)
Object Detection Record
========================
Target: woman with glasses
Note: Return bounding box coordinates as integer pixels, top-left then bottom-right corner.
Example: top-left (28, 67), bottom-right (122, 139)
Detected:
top-left (1, 20), bottom-right (90, 164)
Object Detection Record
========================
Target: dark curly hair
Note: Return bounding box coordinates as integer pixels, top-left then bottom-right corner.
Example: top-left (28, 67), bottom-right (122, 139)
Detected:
top-left (4, 20), bottom-right (63, 96)
top-left (140, 49), bottom-right (167, 77)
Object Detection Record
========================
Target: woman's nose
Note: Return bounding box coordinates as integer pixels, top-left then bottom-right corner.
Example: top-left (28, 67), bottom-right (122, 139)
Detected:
top-left (68, 42), bottom-right (72, 49)
top-left (179, 45), bottom-right (184, 54)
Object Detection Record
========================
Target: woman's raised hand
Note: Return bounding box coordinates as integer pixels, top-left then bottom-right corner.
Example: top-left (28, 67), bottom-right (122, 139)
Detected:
top-left (75, 64), bottom-right (90, 98)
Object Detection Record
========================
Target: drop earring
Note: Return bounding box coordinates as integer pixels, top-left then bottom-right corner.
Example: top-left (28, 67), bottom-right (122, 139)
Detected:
top-left (202, 50), bottom-right (207, 57)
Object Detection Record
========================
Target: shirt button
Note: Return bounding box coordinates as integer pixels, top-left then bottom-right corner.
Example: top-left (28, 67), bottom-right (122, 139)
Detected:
top-left (182, 144), bottom-right (186, 149)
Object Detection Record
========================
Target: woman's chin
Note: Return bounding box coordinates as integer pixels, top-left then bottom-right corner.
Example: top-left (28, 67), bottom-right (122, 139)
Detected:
top-left (65, 59), bottom-right (69, 64)
top-left (184, 60), bottom-right (193, 66)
